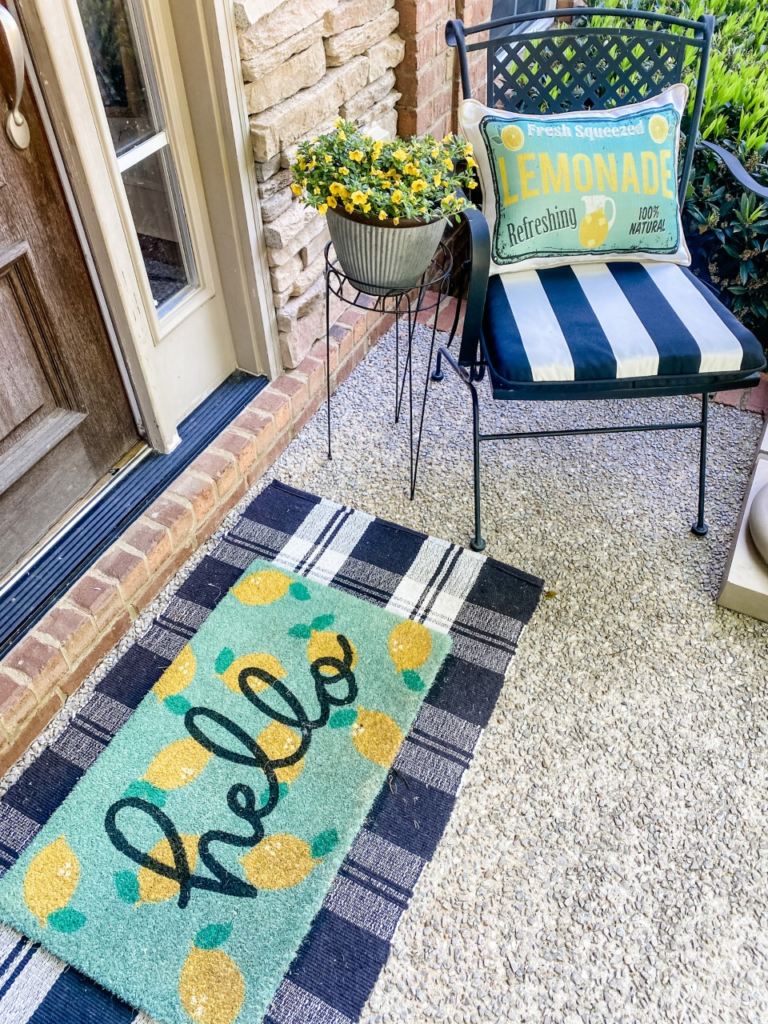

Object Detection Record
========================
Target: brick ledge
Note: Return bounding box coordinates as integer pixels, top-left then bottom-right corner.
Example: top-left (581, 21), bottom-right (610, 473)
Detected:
top-left (0, 300), bottom-right (399, 776)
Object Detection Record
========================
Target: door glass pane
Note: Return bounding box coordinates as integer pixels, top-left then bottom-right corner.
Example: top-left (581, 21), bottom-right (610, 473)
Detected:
top-left (121, 148), bottom-right (198, 310)
top-left (77, 0), bottom-right (162, 155)
top-left (77, 0), bottom-right (198, 315)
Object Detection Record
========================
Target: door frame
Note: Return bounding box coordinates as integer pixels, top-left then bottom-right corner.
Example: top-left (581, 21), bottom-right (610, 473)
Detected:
top-left (12, 0), bottom-right (280, 452)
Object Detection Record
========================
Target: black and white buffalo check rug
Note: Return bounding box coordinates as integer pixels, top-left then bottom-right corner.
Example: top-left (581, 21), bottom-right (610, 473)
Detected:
top-left (0, 481), bottom-right (541, 1024)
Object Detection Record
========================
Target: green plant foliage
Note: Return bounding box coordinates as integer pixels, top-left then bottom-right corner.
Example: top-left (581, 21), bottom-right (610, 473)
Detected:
top-left (290, 120), bottom-right (479, 223)
top-left (590, 0), bottom-right (768, 346)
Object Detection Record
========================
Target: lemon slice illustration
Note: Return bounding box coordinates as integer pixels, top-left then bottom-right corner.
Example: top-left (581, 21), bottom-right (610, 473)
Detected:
top-left (138, 834), bottom-right (199, 904)
top-left (215, 649), bottom-right (286, 694)
top-left (352, 707), bottom-right (404, 767)
top-left (154, 645), bottom-right (196, 703)
top-left (232, 569), bottom-right (291, 605)
top-left (257, 721), bottom-right (304, 785)
top-left (239, 830), bottom-right (337, 890)
top-left (501, 124), bottom-right (524, 152)
top-left (307, 629), bottom-right (358, 675)
top-left (649, 114), bottom-right (669, 144)
top-left (143, 737), bottom-right (213, 791)
top-left (179, 924), bottom-right (244, 1024)
top-left (388, 620), bottom-right (432, 673)
top-left (24, 836), bottom-right (83, 929)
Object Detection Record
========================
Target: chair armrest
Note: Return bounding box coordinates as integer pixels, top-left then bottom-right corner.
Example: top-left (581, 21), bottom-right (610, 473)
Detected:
top-left (456, 205), bottom-right (491, 367)
top-left (698, 140), bottom-right (768, 200)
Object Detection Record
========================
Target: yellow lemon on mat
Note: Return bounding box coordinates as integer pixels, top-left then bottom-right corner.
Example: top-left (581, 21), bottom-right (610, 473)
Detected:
top-left (240, 834), bottom-right (316, 890)
top-left (501, 123), bottom-right (524, 151)
top-left (143, 738), bottom-right (212, 791)
top-left (232, 570), bottom-right (292, 606)
top-left (307, 630), bottom-right (357, 675)
top-left (217, 652), bottom-right (286, 695)
top-left (179, 946), bottom-right (244, 1024)
top-left (351, 708), bottom-right (403, 767)
top-left (154, 645), bottom-right (196, 702)
top-left (23, 836), bottom-right (80, 927)
top-left (138, 834), bottom-right (199, 904)
top-left (649, 113), bottom-right (669, 144)
top-left (388, 620), bottom-right (432, 672)
top-left (256, 721), bottom-right (304, 785)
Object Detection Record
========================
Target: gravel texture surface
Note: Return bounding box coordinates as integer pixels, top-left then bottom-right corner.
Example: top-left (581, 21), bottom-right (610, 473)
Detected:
top-left (5, 323), bottom-right (768, 1023)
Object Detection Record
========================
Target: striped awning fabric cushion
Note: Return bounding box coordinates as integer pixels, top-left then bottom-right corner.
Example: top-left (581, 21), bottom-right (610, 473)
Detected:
top-left (483, 262), bottom-right (765, 385)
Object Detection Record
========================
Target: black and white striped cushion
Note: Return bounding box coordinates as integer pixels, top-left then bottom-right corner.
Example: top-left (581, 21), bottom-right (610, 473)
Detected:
top-left (483, 262), bottom-right (765, 385)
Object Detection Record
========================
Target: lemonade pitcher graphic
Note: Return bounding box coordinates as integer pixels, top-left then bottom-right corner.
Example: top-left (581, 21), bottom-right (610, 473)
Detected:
top-left (579, 194), bottom-right (616, 249)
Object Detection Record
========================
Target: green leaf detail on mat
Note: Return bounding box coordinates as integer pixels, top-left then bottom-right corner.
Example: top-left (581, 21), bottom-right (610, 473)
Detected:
top-left (164, 695), bottom-right (191, 715)
top-left (289, 581), bottom-right (310, 601)
top-left (124, 780), bottom-right (166, 807)
top-left (195, 922), bottom-right (232, 950)
top-left (114, 870), bottom-right (139, 904)
top-left (288, 624), bottom-right (312, 639)
top-left (329, 708), bottom-right (357, 728)
top-left (310, 829), bottom-right (339, 859)
top-left (311, 614), bottom-right (335, 631)
top-left (215, 648), bottom-right (235, 674)
top-left (402, 670), bottom-right (425, 692)
top-left (48, 908), bottom-right (86, 933)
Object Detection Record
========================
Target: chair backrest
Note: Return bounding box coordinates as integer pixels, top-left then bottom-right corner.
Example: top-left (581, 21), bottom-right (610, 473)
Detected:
top-left (448, 6), bottom-right (714, 201)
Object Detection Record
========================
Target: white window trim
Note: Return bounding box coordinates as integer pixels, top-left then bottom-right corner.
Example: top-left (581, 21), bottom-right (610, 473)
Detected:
top-left (15, 0), bottom-right (281, 451)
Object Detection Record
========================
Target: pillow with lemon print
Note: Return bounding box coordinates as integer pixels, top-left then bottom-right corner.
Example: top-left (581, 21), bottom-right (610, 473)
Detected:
top-left (458, 84), bottom-right (691, 274)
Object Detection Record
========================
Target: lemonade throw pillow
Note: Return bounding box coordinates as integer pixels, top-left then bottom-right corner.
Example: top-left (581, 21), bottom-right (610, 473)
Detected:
top-left (458, 84), bottom-right (691, 274)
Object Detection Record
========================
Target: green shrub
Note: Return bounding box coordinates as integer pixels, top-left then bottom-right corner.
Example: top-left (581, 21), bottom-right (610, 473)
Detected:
top-left (590, 0), bottom-right (768, 346)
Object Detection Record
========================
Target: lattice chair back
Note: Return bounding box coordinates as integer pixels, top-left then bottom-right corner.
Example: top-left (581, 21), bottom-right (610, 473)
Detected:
top-left (448, 6), bottom-right (714, 201)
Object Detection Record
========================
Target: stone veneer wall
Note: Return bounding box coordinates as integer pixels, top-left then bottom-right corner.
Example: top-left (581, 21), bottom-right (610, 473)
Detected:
top-left (233, 0), bottom-right (495, 375)
top-left (234, 0), bottom-right (405, 370)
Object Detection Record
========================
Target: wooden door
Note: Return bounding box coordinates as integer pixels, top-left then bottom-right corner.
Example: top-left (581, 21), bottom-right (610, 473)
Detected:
top-left (0, 3), bottom-right (139, 577)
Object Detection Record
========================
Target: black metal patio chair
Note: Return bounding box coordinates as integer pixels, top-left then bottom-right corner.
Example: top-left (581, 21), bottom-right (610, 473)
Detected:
top-left (435, 7), bottom-right (768, 551)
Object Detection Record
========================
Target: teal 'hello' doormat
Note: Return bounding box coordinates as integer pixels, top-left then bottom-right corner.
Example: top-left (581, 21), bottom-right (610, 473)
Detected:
top-left (0, 481), bottom-right (542, 1024)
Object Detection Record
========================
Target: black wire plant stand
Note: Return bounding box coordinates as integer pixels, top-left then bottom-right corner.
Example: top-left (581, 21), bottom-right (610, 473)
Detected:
top-left (324, 240), bottom-right (459, 497)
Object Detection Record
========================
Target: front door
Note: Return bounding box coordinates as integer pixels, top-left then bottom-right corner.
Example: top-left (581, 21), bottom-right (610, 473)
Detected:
top-left (0, 3), bottom-right (139, 577)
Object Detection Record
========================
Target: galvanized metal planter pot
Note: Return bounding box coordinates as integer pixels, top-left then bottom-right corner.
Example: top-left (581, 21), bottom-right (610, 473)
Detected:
top-left (326, 207), bottom-right (447, 296)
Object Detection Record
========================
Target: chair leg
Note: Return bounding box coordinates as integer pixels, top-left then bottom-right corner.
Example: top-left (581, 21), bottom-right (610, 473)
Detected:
top-left (691, 391), bottom-right (709, 537)
top-left (469, 383), bottom-right (486, 552)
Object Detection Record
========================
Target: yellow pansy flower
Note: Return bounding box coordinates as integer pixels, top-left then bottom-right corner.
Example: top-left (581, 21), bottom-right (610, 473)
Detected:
top-left (318, 203), bottom-right (328, 214)
top-left (463, 143), bottom-right (474, 156)
top-left (339, 167), bottom-right (349, 176)
top-left (291, 183), bottom-right (302, 196)
top-left (467, 179), bottom-right (478, 189)
top-left (391, 189), bottom-right (403, 204)
top-left (392, 147), bottom-right (407, 161)
top-left (431, 147), bottom-right (440, 158)
top-left (393, 217), bottom-right (400, 225)
top-left (299, 157), bottom-right (307, 171)
top-left (349, 150), bottom-right (364, 163)
top-left (351, 190), bottom-right (366, 205)
top-left (442, 132), bottom-right (453, 143)
top-left (411, 179), bottom-right (428, 193)
top-left (314, 187), bottom-right (320, 195)
top-left (327, 195), bottom-right (338, 208)
top-left (372, 140), bottom-right (384, 159)
top-left (308, 160), bottom-right (317, 170)
top-left (378, 210), bottom-right (387, 220)
top-left (363, 203), bottom-right (371, 212)
top-left (345, 202), bottom-right (354, 212)
top-left (466, 157), bottom-right (478, 169)
top-left (443, 157), bottom-right (454, 170)
top-left (433, 173), bottom-right (442, 186)
top-left (403, 161), bottom-right (420, 176)
top-left (325, 154), bottom-right (333, 164)
top-left (338, 130), bottom-right (346, 141)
